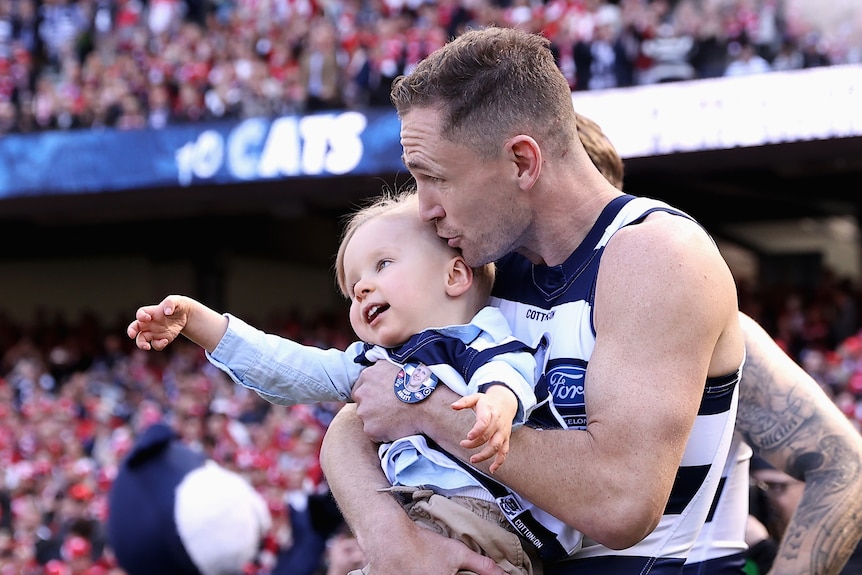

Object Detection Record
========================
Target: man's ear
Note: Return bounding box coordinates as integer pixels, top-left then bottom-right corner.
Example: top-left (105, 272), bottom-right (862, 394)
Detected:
top-left (507, 135), bottom-right (542, 191)
top-left (446, 257), bottom-right (473, 297)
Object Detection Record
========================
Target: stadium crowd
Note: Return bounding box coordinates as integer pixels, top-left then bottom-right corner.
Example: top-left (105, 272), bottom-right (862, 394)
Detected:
top-left (0, 0), bottom-right (859, 134)
top-left (0, 306), bottom-right (356, 574)
top-left (1, 0), bottom-right (862, 573)
top-left (1, 265), bottom-right (862, 574)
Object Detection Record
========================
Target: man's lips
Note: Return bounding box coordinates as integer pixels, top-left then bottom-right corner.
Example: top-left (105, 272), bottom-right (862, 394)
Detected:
top-left (442, 234), bottom-right (460, 248)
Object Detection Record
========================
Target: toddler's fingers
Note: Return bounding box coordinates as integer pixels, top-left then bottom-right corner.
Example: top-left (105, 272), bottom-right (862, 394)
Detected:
top-left (469, 445), bottom-right (496, 466)
top-left (134, 333), bottom-right (150, 350)
top-left (451, 394), bottom-right (479, 411)
top-left (135, 307), bottom-right (153, 322)
top-left (489, 443), bottom-right (509, 473)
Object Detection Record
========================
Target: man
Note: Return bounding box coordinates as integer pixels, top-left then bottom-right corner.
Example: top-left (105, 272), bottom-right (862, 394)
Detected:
top-left (319, 27), bottom-right (862, 575)
top-left (322, 26), bottom-right (746, 574)
top-left (734, 314), bottom-right (862, 574)
top-left (576, 110), bottom-right (862, 575)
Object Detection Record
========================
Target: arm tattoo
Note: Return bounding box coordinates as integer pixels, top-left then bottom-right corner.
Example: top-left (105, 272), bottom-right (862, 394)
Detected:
top-left (737, 338), bottom-right (862, 575)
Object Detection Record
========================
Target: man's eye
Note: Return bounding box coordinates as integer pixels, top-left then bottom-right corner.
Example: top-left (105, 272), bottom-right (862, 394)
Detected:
top-left (417, 173), bottom-right (441, 183)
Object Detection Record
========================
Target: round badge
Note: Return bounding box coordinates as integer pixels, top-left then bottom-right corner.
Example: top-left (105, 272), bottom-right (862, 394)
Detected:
top-left (394, 362), bottom-right (438, 403)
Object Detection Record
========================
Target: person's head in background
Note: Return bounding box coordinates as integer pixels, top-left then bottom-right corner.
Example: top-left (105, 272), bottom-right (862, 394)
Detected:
top-left (107, 422), bottom-right (271, 575)
top-left (575, 112), bottom-right (624, 190)
top-left (323, 527), bottom-right (366, 575)
top-left (335, 189), bottom-right (495, 348)
top-left (750, 456), bottom-right (805, 541)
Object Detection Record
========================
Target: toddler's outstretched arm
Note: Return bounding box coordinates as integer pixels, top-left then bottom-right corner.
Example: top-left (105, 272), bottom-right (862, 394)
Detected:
top-left (127, 295), bottom-right (228, 353)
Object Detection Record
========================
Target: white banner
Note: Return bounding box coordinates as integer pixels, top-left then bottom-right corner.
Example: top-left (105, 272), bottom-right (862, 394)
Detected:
top-left (572, 64), bottom-right (862, 159)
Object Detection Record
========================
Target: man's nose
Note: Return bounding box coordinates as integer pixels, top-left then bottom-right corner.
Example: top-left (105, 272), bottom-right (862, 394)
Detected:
top-left (417, 193), bottom-right (444, 223)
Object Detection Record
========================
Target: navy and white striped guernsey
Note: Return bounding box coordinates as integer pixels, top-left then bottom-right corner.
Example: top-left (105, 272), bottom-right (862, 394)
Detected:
top-left (353, 309), bottom-right (585, 561)
top-left (489, 195), bottom-right (746, 574)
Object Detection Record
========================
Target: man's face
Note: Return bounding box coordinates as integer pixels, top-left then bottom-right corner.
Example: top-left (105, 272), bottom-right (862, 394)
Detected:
top-left (399, 107), bottom-right (529, 267)
top-left (751, 468), bottom-right (805, 539)
top-left (409, 365), bottom-right (431, 388)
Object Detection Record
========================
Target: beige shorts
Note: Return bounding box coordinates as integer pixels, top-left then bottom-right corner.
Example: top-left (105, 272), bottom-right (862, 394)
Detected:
top-left (348, 486), bottom-right (540, 575)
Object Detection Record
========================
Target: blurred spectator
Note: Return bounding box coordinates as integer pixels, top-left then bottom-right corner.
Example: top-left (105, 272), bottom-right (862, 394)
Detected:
top-left (573, 4), bottom-right (635, 91)
top-left (724, 35), bottom-right (772, 76)
top-left (173, 82), bottom-right (207, 122)
top-left (114, 92), bottom-right (146, 129)
top-left (37, 0), bottom-right (88, 69)
top-left (145, 82), bottom-right (174, 128)
top-left (147, 0), bottom-right (184, 36)
top-left (0, 99), bottom-right (19, 132)
top-left (687, 8), bottom-right (730, 78)
top-left (830, 280), bottom-right (860, 345)
top-left (271, 489), bottom-right (346, 575)
top-left (347, 17), bottom-right (407, 109)
top-left (321, 526), bottom-right (366, 575)
top-left (770, 36), bottom-right (804, 70)
top-left (800, 31), bottom-right (831, 68)
top-left (9, 0), bottom-right (41, 54)
top-left (639, 22), bottom-right (696, 84)
top-left (299, 17), bottom-right (346, 113)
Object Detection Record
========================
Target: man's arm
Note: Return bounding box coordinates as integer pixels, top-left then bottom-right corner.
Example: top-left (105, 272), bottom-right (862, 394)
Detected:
top-left (353, 214), bottom-right (744, 549)
top-left (737, 312), bottom-right (862, 575)
top-left (319, 404), bottom-right (507, 575)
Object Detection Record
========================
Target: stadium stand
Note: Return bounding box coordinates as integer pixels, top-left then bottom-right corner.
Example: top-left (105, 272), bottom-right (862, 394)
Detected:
top-left (0, 0), bottom-right (857, 134)
top-left (0, 0), bottom-right (861, 573)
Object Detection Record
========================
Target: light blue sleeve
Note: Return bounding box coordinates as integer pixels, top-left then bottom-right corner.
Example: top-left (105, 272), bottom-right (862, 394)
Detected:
top-left (205, 314), bottom-right (366, 406)
top-left (470, 348), bottom-right (538, 426)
